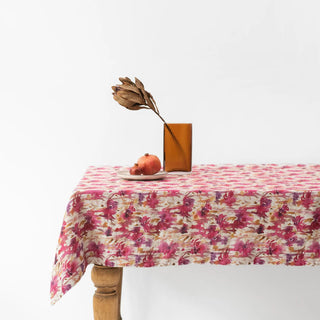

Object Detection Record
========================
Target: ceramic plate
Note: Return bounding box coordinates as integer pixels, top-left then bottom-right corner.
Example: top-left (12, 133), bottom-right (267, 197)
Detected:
top-left (117, 170), bottom-right (168, 181)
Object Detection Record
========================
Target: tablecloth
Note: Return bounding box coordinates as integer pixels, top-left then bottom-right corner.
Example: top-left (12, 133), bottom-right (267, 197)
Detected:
top-left (50, 164), bottom-right (320, 304)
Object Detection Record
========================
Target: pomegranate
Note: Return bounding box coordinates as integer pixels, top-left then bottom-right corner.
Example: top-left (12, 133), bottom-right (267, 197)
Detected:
top-left (129, 163), bottom-right (143, 175)
top-left (137, 153), bottom-right (161, 175)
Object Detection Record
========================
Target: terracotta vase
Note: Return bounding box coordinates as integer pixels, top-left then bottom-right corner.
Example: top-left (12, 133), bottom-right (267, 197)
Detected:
top-left (163, 123), bottom-right (192, 172)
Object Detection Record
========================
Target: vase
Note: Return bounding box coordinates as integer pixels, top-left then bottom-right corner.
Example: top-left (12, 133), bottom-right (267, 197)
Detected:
top-left (163, 123), bottom-right (192, 172)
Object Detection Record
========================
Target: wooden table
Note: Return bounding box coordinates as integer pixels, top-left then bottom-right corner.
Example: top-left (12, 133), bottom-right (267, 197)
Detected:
top-left (50, 164), bottom-right (320, 319)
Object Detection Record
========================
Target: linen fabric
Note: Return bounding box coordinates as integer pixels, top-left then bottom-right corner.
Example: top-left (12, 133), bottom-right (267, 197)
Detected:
top-left (50, 164), bottom-right (320, 304)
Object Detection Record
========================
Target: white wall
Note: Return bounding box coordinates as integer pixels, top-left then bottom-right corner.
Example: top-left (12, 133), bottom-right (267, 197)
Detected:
top-left (1, 0), bottom-right (320, 319)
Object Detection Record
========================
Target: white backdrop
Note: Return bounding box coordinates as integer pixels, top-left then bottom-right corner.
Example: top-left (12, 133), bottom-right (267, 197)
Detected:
top-left (1, 0), bottom-right (320, 319)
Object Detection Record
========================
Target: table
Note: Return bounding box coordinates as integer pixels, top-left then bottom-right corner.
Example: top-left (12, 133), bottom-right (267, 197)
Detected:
top-left (50, 164), bottom-right (320, 319)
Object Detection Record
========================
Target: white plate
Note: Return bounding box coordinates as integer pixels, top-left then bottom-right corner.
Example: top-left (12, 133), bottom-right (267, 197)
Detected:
top-left (117, 170), bottom-right (168, 181)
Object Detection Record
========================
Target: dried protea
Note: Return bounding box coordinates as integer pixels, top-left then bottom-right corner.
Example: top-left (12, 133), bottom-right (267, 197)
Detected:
top-left (112, 77), bottom-right (165, 122)
top-left (111, 77), bottom-right (185, 162)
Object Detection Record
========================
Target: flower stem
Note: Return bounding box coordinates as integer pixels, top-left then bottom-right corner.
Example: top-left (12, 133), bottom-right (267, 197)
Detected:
top-left (152, 110), bottom-right (187, 168)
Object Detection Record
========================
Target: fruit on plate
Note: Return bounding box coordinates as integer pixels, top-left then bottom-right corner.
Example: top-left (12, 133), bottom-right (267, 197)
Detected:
top-left (137, 153), bottom-right (161, 175)
top-left (129, 163), bottom-right (143, 175)
top-left (129, 153), bottom-right (161, 175)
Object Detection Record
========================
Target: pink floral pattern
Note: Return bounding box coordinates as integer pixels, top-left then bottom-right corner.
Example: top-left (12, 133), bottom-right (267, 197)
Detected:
top-left (51, 164), bottom-right (320, 304)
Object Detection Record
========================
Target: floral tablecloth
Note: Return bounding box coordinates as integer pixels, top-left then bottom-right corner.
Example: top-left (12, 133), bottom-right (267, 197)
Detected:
top-left (51, 164), bottom-right (320, 304)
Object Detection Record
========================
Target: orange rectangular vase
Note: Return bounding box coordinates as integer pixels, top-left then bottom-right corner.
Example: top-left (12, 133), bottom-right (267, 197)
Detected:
top-left (163, 123), bottom-right (192, 172)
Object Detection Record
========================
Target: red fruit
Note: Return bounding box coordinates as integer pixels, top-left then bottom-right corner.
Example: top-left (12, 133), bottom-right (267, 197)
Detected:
top-left (137, 153), bottom-right (161, 175)
top-left (129, 163), bottom-right (143, 175)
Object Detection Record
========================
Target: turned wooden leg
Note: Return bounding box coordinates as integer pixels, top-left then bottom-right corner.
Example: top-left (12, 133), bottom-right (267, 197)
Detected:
top-left (91, 265), bottom-right (123, 320)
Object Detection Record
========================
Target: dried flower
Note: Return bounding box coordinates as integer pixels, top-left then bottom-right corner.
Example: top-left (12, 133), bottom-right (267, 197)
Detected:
top-left (112, 77), bottom-right (163, 119)
top-left (111, 77), bottom-right (185, 163)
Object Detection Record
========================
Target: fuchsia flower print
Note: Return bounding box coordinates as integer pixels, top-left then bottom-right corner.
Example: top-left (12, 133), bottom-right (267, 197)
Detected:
top-left (51, 164), bottom-right (320, 304)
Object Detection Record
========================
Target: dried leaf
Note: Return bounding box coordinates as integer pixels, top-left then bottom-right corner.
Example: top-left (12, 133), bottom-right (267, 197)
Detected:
top-left (126, 105), bottom-right (149, 111)
top-left (119, 84), bottom-right (141, 95)
top-left (111, 85), bottom-right (120, 93)
top-left (134, 77), bottom-right (144, 90)
top-left (147, 91), bottom-right (159, 113)
top-left (119, 77), bottom-right (134, 85)
top-left (117, 90), bottom-right (145, 105)
top-left (141, 88), bottom-right (156, 112)
top-left (113, 94), bottom-right (137, 108)
top-left (131, 78), bottom-right (156, 112)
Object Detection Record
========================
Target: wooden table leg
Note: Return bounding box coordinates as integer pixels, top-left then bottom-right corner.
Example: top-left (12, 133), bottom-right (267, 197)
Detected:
top-left (91, 265), bottom-right (123, 320)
